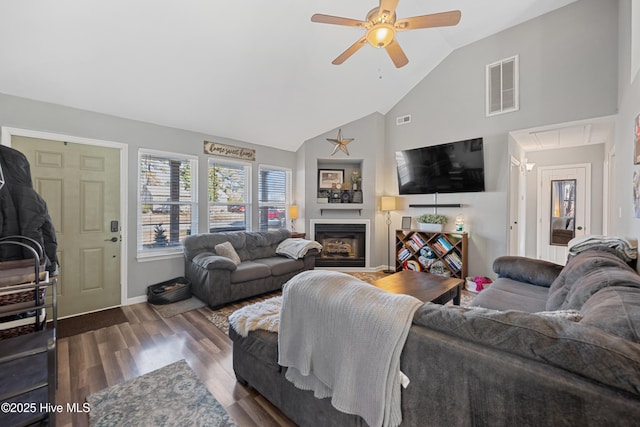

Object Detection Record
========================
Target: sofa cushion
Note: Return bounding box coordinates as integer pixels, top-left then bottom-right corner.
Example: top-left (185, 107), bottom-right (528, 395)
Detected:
top-left (214, 241), bottom-right (241, 265)
top-left (546, 250), bottom-right (640, 311)
top-left (581, 286), bottom-right (640, 343)
top-left (230, 261), bottom-right (271, 284)
top-left (470, 277), bottom-right (548, 312)
top-left (253, 257), bottom-right (305, 276)
top-left (245, 230), bottom-right (290, 260)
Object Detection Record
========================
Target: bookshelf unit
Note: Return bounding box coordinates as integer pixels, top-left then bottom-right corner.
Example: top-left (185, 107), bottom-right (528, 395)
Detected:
top-left (395, 230), bottom-right (468, 279)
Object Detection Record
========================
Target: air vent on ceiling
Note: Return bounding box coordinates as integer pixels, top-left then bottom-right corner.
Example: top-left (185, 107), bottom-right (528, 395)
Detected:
top-left (396, 115), bottom-right (411, 126)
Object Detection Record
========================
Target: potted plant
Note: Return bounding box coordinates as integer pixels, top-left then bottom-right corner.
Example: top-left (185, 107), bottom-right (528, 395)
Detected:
top-left (416, 214), bottom-right (448, 232)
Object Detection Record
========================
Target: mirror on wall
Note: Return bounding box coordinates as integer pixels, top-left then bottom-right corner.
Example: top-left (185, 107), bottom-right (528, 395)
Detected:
top-left (550, 179), bottom-right (576, 245)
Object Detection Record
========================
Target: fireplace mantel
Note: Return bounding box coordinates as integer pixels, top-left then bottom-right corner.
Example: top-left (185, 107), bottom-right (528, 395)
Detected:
top-left (320, 206), bottom-right (363, 216)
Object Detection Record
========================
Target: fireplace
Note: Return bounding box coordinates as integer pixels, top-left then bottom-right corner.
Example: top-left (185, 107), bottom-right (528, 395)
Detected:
top-left (312, 221), bottom-right (368, 268)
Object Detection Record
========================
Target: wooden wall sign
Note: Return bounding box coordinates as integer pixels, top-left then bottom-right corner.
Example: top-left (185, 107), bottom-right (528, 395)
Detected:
top-left (204, 141), bottom-right (256, 161)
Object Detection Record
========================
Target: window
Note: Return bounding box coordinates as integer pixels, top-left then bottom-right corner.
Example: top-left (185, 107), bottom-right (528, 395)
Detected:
top-left (258, 165), bottom-right (291, 231)
top-left (138, 150), bottom-right (197, 258)
top-left (486, 55), bottom-right (519, 116)
top-left (208, 159), bottom-right (251, 232)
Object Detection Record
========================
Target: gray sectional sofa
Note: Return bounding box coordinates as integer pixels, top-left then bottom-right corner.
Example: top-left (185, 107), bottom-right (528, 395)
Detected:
top-left (229, 248), bottom-right (640, 426)
top-left (183, 230), bottom-right (319, 308)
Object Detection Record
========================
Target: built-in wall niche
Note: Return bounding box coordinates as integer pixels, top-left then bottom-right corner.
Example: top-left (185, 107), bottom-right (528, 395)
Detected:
top-left (317, 158), bottom-right (363, 204)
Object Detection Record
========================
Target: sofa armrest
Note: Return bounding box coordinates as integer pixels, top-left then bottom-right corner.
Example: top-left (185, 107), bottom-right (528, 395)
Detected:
top-left (302, 248), bottom-right (321, 258)
top-left (493, 256), bottom-right (563, 288)
top-left (192, 252), bottom-right (237, 271)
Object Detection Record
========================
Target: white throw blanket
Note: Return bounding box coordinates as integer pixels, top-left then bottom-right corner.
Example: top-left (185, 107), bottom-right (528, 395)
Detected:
top-left (228, 296), bottom-right (282, 337)
top-left (278, 270), bottom-right (423, 427)
top-left (275, 238), bottom-right (323, 259)
top-left (568, 235), bottom-right (637, 262)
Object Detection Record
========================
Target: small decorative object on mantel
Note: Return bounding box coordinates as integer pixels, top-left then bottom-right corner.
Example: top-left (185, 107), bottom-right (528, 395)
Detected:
top-left (350, 170), bottom-right (362, 191)
top-left (416, 213), bottom-right (448, 232)
top-left (326, 128), bottom-right (354, 156)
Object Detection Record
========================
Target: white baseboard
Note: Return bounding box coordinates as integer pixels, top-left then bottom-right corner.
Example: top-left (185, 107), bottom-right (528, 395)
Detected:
top-left (127, 295), bottom-right (147, 305)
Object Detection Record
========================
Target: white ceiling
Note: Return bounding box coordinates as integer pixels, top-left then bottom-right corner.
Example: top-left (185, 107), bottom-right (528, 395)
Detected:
top-left (0, 0), bottom-right (576, 152)
top-left (510, 116), bottom-right (616, 152)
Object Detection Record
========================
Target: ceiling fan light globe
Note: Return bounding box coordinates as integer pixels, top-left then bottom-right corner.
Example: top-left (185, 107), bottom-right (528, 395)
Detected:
top-left (366, 24), bottom-right (395, 48)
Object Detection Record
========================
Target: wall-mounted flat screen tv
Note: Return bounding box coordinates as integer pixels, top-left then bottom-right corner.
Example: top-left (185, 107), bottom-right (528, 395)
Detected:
top-left (395, 137), bottom-right (485, 195)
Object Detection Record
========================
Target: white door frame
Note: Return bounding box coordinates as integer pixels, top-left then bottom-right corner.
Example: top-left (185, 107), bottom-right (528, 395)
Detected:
top-left (508, 155), bottom-right (521, 255)
top-left (536, 163), bottom-right (591, 262)
top-left (1, 126), bottom-right (128, 307)
top-left (603, 147), bottom-right (615, 235)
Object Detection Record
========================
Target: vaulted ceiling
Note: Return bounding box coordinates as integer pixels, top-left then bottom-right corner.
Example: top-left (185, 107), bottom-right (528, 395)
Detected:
top-left (0, 0), bottom-right (576, 151)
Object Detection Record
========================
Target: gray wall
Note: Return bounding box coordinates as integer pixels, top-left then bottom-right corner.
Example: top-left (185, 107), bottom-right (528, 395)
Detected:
top-left (0, 93), bottom-right (296, 299)
top-left (299, 113), bottom-right (388, 269)
top-left (614, 0), bottom-right (640, 246)
top-left (383, 0), bottom-right (618, 277)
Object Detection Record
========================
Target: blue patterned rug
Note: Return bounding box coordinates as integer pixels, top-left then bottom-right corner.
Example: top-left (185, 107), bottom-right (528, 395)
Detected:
top-left (86, 360), bottom-right (237, 427)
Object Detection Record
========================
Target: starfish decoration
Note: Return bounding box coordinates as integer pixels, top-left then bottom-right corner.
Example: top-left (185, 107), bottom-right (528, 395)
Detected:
top-left (326, 129), bottom-right (354, 156)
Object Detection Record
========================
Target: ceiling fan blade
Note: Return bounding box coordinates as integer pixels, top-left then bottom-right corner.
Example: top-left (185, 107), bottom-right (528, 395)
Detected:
top-left (332, 36), bottom-right (367, 65)
top-left (385, 38), bottom-right (409, 68)
top-left (378, 0), bottom-right (400, 20)
top-left (395, 10), bottom-right (462, 31)
top-left (311, 14), bottom-right (367, 28)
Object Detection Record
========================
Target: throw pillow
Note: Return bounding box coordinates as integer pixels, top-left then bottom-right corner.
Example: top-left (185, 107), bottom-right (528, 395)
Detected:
top-left (214, 241), bottom-right (241, 265)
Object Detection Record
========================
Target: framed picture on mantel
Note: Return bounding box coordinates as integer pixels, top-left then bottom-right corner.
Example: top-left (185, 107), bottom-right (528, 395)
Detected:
top-left (401, 216), bottom-right (412, 229)
top-left (318, 169), bottom-right (344, 190)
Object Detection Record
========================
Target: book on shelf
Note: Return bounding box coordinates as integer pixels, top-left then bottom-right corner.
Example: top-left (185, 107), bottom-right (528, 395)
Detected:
top-left (411, 233), bottom-right (426, 247)
top-left (406, 239), bottom-right (422, 252)
top-left (444, 253), bottom-right (462, 272)
top-left (432, 241), bottom-right (449, 256)
top-left (436, 236), bottom-right (453, 251)
top-left (397, 248), bottom-right (412, 262)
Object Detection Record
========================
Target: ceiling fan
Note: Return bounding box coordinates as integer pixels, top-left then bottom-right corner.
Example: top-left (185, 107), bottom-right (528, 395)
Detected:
top-left (311, 0), bottom-right (461, 68)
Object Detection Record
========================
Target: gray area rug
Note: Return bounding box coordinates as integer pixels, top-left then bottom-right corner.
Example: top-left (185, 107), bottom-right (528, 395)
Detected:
top-left (150, 296), bottom-right (206, 318)
top-left (86, 359), bottom-right (237, 427)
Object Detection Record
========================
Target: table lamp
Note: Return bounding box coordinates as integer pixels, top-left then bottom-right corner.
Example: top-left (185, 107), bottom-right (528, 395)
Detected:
top-left (289, 205), bottom-right (299, 232)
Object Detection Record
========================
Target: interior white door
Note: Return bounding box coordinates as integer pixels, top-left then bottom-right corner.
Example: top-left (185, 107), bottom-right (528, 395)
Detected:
top-left (537, 165), bottom-right (589, 265)
top-left (12, 136), bottom-right (121, 317)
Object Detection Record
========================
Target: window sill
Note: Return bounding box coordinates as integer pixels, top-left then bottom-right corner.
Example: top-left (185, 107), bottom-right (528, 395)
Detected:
top-left (136, 250), bottom-right (184, 263)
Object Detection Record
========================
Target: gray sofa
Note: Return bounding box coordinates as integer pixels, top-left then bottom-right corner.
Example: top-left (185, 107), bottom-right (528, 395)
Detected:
top-left (229, 248), bottom-right (640, 426)
top-left (183, 230), bottom-right (319, 308)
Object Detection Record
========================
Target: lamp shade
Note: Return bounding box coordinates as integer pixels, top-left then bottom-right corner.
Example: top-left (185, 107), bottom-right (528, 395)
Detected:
top-left (381, 196), bottom-right (397, 211)
top-left (288, 205), bottom-right (299, 220)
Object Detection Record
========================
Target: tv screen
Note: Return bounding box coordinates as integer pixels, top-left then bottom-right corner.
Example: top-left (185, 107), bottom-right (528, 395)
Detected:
top-left (395, 138), bottom-right (485, 195)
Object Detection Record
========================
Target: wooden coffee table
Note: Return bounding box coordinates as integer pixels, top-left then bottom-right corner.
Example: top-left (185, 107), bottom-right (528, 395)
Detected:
top-left (371, 270), bottom-right (463, 305)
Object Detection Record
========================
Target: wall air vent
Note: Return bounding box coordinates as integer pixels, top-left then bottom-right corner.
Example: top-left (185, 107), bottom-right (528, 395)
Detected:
top-left (486, 55), bottom-right (519, 116)
top-left (396, 115), bottom-right (411, 126)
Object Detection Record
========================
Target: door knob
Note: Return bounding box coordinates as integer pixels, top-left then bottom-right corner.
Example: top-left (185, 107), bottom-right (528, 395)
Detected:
top-left (577, 226), bottom-right (583, 231)
top-left (104, 237), bottom-right (119, 242)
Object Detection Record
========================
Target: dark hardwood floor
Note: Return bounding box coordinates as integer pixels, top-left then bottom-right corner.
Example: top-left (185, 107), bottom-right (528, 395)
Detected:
top-left (55, 302), bottom-right (295, 427)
